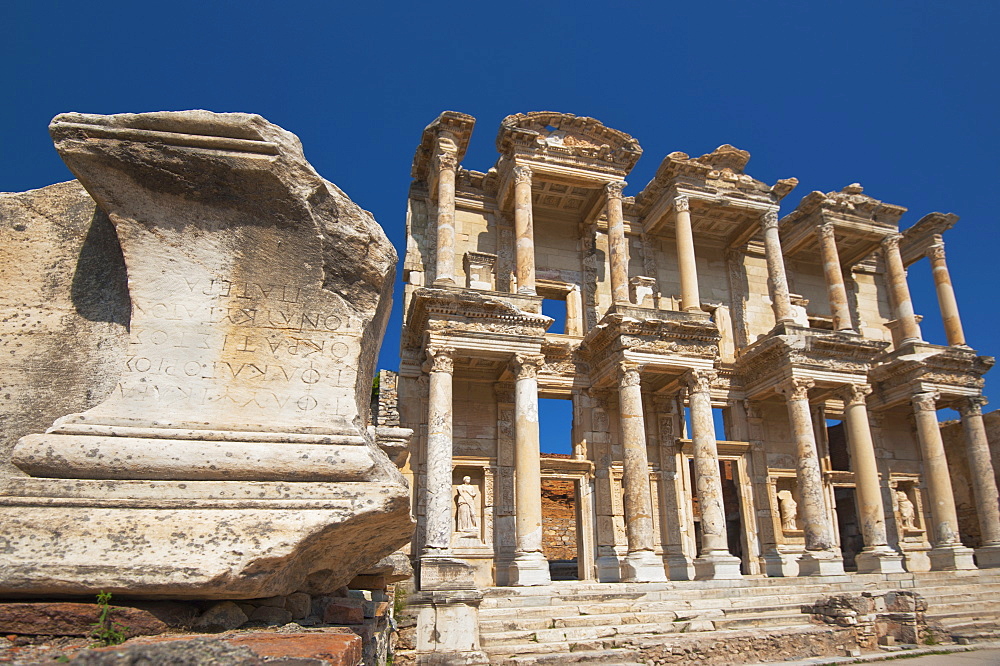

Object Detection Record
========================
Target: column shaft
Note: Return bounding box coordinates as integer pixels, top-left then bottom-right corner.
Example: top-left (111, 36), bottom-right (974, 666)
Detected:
top-left (674, 197), bottom-right (701, 313)
top-left (606, 182), bottom-right (630, 304)
top-left (842, 386), bottom-right (890, 549)
top-left (509, 354), bottom-right (550, 585)
top-left (423, 348), bottom-right (454, 552)
top-left (512, 166), bottom-right (536, 295)
top-left (687, 371), bottom-right (728, 554)
top-left (911, 392), bottom-right (961, 545)
top-left (882, 234), bottom-right (922, 344)
top-left (780, 378), bottom-right (833, 550)
top-left (618, 365), bottom-right (655, 553)
top-left (928, 240), bottom-right (966, 346)
top-left (761, 210), bottom-right (793, 324)
top-left (960, 397), bottom-right (1000, 547)
top-left (434, 152), bottom-right (457, 286)
top-left (817, 223), bottom-right (854, 331)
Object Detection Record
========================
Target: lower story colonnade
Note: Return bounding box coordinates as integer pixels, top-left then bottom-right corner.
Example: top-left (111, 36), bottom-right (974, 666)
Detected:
top-left (400, 343), bottom-right (1000, 590)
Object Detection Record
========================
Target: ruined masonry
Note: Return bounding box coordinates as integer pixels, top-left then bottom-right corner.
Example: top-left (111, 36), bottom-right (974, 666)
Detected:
top-left (0, 111), bottom-right (413, 600)
top-left (398, 111), bottom-right (1000, 664)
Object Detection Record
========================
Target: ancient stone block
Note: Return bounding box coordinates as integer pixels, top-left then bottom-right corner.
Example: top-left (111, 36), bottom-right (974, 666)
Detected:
top-left (0, 111), bottom-right (413, 600)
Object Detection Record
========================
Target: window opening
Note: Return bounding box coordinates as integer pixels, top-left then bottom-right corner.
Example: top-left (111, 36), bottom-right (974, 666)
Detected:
top-left (542, 298), bottom-right (567, 335)
top-left (539, 397), bottom-right (573, 455)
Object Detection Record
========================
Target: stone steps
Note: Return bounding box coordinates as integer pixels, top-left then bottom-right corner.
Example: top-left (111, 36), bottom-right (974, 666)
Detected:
top-left (479, 571), bottom-right (1000, 664)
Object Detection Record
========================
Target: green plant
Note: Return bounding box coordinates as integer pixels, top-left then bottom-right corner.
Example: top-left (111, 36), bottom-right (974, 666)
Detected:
top-left (90, 591), bottom-right (127, 647)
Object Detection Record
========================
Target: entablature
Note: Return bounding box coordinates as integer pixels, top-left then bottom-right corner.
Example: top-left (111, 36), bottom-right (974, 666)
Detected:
top-left (868, 342), bottom-right (993, 410)
top-left (780, 184), bottom-right (906, 266)
top-left (900, 212), bottom-right (958, 266)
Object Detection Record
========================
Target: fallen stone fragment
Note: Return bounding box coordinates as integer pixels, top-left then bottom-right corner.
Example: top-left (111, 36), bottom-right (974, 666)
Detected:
top-left (0, 602), bottom-right (172, 638)
top-left (0, 110), bottom-right (413, 600)
top-left (249, 606), bottom-right (293, 626)
top-left (192, 601), bottom-right (248, 634)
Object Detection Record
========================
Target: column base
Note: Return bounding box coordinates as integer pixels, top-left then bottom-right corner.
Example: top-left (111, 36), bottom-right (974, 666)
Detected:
top-left (928, 543), bottom-right (977, 571)
top-left (432, 277), bottom-right (457, 287)
top-left (420, 554), bottom-right (477, 591)
top-left (665, 554), bottom-right (694, 581)
top-left (508, 551), bottom-right (551, 586)
top-left (798, 550), bottom-right (846, 577)
top-left (974, 544), bottom-right (1000, 569)
top-left (855, 547), bottom-right (906, 574)
top-left (620, 550), bottom-right (667, 583)
top-left (413, 589), bottom-right (489, 665)
top-left (693, 552), bottom-right (742, 580)
top-left (596, 554), bottom-right (622, 583)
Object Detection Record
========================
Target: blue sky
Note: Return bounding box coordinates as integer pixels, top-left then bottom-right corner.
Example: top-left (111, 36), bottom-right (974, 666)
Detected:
top-left (4, 2), bottom-right (998, 449)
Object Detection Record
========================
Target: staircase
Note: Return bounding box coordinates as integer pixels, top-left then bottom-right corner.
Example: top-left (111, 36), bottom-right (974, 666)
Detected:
top-left (478, 570), bottom-right (1000, 665)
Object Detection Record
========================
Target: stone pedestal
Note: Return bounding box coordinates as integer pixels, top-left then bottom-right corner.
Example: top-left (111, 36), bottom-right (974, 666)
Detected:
top-left (855, 547), bottom-right (906, 574)
top-left (621, 550), bottom-right (668, 583)
top-left (413, 590), bottom-right (489, 666)
top-left (928, 545), bottom-right (977, 571)
top-left (798, 550), bottom-right (847, 577)
top-left (508, 552), bottom-right (551, 587)
top-left (974, 545), bottom-right (1000, 569)
top-left (420, 556), bottom-right (477, 592)
top-left (693, 553), bottom-right (743, 580)
top-left (0, 111), bottom-right (413, 599)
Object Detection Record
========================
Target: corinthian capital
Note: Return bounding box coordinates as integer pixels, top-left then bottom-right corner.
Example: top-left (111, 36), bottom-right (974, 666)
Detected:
top-left (685, 368), bottom-right (717, 395)
top-left (436, 151), bottom-right (458, 172)
top-left (512, 165), bottom-right (533, 186)
top-left (426, 346), bottom-right (455, 374)
top-left (817, 222), bottom-right (836, 242)
top-left (961, 395), bottom-right (989, 417)
top-left (881, 233), bottom-right (903, 253)
top-left (674, 195), bottom-right (690, 213)
top-left (777, 377), bottom-right (815, 402)
top-left (511, 353), bottom-right (545, 380)
top-left (841, 383), bottom-right (873, 407)
top-left (604, 181), bottom-right (626, 200)
top-left (761, 209), bottom-right (779, 230)
top-left (911, 391), bottom-right (940, 412)
top-left (618, 361), bottom-right (642, 388)
top-left (928, 239), bottom-right (946, 261)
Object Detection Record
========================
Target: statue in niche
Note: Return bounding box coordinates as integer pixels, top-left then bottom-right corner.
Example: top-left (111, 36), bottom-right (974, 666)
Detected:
top-left (896, 490), bottom-right (917, 530)
top-left (777, 489), bottom-right (798, 531)
top-left (455, 476), bottom-right (479, 534)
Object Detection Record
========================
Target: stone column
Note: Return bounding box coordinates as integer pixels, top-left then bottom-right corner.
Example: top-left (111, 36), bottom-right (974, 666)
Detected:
top-left (423, 347), bottom-right (455, 553)
top-left (841, 385), bottom-right (905, 573)
top-left (420, 347), bottom-right (476, 590)
top-left (959, 396), bottom-right (1000, 568)
top-left (605, 181), bottom-right (630, 304)
top-left (508, 353), bottom-right (550, 585)
top-left (433, 151), bottom-right (458, 286)
top-left (686, 369), bottom-right (741, 579)
top-left (881, 233), bottom-right (922, 345)
top-left (761, 209), bottom-right (794, 325)
top-left (911, 391), bottom-right (976, 570)
top-left (928, 238), bottom-right (966, 347)
top-left (617, 361), bottom-right (667, 582)
top-left (777, 377), bottom-right (844, 575)
top-left (816, 222), bottom-right (854, 332)
top-left (512, 166), bottom-right (536, 295)
top-left (674, 196), bottom-right (701, 313)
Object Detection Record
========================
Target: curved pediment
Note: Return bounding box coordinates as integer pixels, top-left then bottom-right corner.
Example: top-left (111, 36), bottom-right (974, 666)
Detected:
top-left (496, 111), bottom-right (642, 174)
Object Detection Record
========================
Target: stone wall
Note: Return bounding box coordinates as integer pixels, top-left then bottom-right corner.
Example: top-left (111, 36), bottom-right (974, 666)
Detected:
top-left (541, 478), bottom-right (577, 561)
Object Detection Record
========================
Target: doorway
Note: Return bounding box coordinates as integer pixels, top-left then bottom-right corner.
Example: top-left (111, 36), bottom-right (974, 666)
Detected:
top-left (541, 477), bottom-right (579, 580)
top-left (834, 487), bottom-right (863, 571)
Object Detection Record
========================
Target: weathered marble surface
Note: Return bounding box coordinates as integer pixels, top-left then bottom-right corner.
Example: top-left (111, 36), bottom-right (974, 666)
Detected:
top-left (0, 111), bottom-right (412, 598)
top-left (0, 181), bottom-right (130, 479)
